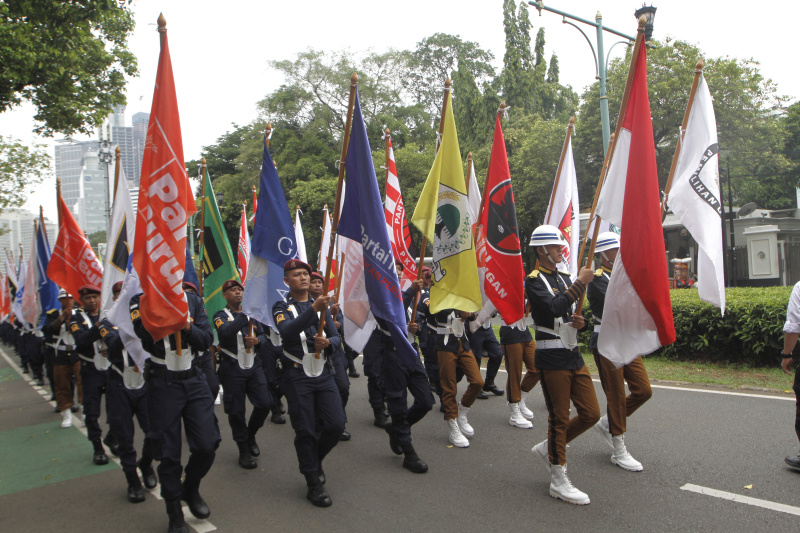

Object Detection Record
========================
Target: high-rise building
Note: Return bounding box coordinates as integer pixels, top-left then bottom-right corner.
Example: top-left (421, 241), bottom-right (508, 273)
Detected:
top-left (54, 139), bottom-right (100, 220)
top-left (73, 148), bottom-right (109, 235)
top-left (0, 209), bottom-right (57, 275)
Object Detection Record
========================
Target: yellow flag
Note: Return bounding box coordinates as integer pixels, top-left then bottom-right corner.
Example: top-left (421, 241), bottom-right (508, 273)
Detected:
top-left (411, 93), bottom-right (481, 314)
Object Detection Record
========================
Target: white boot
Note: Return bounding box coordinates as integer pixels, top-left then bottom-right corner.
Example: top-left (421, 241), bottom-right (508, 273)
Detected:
top-left (531, 440), bottom-right (550, 472)
top-left (611, 434), bottom-right (643, 472)
top-left (61, 409), bottom-right (72, 428)
top-left (508, 403), bottom-right (533, 428)
top-left (549, 464), bottom-right (590, 505)
top-left (447, 419), bottom-right (469, 447)
top-left (594, 415), bottom-right (613, 449)
top-left (519, 391), bottom-right (534, 419)
top-left (457, 402), bottom-right (474, 437)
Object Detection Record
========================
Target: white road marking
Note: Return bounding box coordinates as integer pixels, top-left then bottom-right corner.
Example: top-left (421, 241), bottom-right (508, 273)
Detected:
top-left (681, 483), bottom-right (800, 516)
top-left (0, 345), bottom-right (215, 533)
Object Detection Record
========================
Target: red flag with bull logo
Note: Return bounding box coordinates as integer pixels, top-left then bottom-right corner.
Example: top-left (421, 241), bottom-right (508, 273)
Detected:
top-left (476, 114), bottom-right (525, 325)
top-left (132, 27), bottom-right (196, 341)
top-left (47, 196), bottom-right (104, 299)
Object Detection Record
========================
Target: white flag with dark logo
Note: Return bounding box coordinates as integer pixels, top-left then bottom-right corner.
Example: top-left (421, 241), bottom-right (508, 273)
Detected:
top-left (101, 165), bottom-right (135, 318)
top-left (667, 75), bottom-right (725, 313)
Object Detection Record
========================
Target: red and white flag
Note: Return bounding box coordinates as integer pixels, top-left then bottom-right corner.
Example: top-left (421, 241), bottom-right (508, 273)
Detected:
top-left (544, 132), bottom-right (580, 279)
top-left (132, 27), bottom-right (196, 341)
top-left (318, 207), bottom-right (337, 294)
top-left (238, 204), bottom-right (251, 283)
top-left (47, 196), bottom-right (104, 299)
top-left (475, 114), bottom-right (525, 325)
top-left (594, 44), bottom-right (675, 367)
top-left (249, 186), bottom-right (257, 222)
top-left (383, 134), bottom-right (417, 289)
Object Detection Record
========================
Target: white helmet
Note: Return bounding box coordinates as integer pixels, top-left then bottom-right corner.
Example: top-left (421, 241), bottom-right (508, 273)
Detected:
top-left (594, 232), bottom-right (620, 253)
top-left (529, 225), bottom-right (567, 248)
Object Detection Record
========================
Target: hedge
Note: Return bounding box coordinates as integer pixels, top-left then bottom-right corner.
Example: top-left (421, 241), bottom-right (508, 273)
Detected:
top-left (579, 286), bottom-right (793, 366)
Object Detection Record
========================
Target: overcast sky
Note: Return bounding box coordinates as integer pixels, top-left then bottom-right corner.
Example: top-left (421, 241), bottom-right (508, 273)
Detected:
top-left (8, 0), bottom-right (799, 221)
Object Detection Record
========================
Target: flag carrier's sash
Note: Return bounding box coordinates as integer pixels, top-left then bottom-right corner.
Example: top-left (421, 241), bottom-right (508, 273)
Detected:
top-left (79, 311), bottom-right (111, 371)
top-left (149, 337), bottom-right (193, 372)
top-left (536, 274), bottom-right (578, 350)
top-left (111, 348), bottom-right (145, 390)
top-left (219, 309), bottom-right (255, 370)
top-left (284, 304), bottom-right (326, 378)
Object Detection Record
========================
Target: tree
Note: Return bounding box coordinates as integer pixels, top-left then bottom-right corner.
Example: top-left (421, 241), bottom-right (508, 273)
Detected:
top-left (0, 136), bottom-right (50, 211)
top-left (0, 0), bottom-right (137, 137)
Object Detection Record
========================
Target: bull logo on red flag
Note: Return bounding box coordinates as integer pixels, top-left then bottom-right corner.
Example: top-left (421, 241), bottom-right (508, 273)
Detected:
top-left (486, 179), bottom-right (520, 256)
top-left (557, 205), bottom-right (573, 266)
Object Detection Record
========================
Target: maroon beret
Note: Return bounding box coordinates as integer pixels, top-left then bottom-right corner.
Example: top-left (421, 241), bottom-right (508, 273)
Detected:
top-left (78, 284), bottom-right (101, 296)
top-left (222, 279), bottom-right (244, 292)
top-left (283, 259), bottom-right (312, 274)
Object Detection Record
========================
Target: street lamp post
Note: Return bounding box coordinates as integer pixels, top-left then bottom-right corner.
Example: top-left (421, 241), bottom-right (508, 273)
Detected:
top-left (529, 2), bottom-right (656, 155)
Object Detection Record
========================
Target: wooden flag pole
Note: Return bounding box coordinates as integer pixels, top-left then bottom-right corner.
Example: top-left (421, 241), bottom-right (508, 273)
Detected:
top-left (316, 73), bottom-right (358, 357)
top-left (574, 16), bottom-right (647, 316)
top-left (198, 158), bottom-right (207, 297)
top-left (410, 78), bottom-right (451, 323)
top-left (56, 179), bottom-right (62, 227)
top-left (661, 59), bottom-right (705, 221)
top-left (113, 146), bottom-right (121, 196)
top-left (545, 116), bottom-right (576, 225)
top-left (575, 132), bottom-right (615, 270)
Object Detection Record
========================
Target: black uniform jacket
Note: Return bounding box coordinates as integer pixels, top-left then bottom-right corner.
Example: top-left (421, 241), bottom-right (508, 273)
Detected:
top-left (213, 307), bottom-right (268, 358)
top-left (130, 291), bottom-right (213, 360)
top-left (586, 266), bottom-right (611, 351)
top-left (272, 295), bottom-right (340, 362)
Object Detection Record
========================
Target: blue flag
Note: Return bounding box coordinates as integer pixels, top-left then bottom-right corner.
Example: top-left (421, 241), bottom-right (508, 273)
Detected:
top-left (242, 136), bottom-right (296, 329)
top-left (36, 221), bottom-right (60, 328)
top-left (183, 241), bottom-right (200, 291)
top-left (338, 91), bottom-right (417, 370)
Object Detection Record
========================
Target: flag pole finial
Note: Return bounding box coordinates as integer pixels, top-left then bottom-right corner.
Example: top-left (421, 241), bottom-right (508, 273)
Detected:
top-left (637, 14), bottom-right (646, 29)
top-left (201, 157), bottom-right (206, 165)
top-left (157, 13), bottom-right (167, 31)
top-left (569, 115), bottom-right (575, 125)
top-left (384, 127), bottom-right (390, 138)
top-left (351, 72), bottom-right (358, 85)
top-left (445, 78), bottom-right (452, 89)
top-left (695, 58), bottom-right (704, 71)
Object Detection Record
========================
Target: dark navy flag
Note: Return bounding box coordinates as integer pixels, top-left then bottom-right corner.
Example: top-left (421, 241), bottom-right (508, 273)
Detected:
top-left (243, 137), bottom-right (296, 329)
top-left (36, 220), bottom-right (59, 328)
top-left (338, 91), bottom-right (417, 370)
top-left (183, 241), bottom-right (200, 291)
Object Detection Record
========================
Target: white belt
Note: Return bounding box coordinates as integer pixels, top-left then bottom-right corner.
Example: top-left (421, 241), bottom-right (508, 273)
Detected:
top-left (594, 325), bottom-right (601, 333)
top-left (535, 326), bottom-right (559, 336)
top-left (537, 339), bottom-right (566, 350)
top-left (435, 327), bottom-right (455, 335)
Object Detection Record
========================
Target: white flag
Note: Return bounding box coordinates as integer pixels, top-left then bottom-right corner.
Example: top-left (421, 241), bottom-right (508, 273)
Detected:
top-left (338, 235), bottom-right (376, 353)
top-left (544, 135), bottom-right (580, 279)
top-left (101, 166), bottom-right (135, 318)
top-left (667, 75), bottom-right (725, 313)
top-left (294, 208), bottom-right (308, 264)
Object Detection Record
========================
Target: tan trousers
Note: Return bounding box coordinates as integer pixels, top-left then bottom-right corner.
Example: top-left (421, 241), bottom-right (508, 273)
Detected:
top-left (593, 351), bottom-right (652, 436)
top-left (539, 365), bottom-right (600, 466)
top-left (438, 345), bottom-right (484, 421)
top-left (54, 361), bottom-right (83, 412)
top-left (503, 340), bottom-right (539, 403)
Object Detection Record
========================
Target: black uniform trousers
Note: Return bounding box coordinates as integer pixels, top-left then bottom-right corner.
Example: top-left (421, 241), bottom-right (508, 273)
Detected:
top-left (469, 327), bottom-right (503, 385)
top-left (146, 367), bottom-right (220, 501)
top-left (106, 372), bottom-right (152, 473)
top-left (80, 362), bottom-right (109, 443)
top-left (260, 343), bottom-right (284, 405)
top-left (194, 351), bottom-right (220, 399)
top-left (331, 348), bottom-right (350, 421)
top-left (382, 346), bottom-right (434, 446)
top-left (217, 355), bottom-right (272, 444)
top-left (363, 332), bottom-right (386, 410)
top-left (421, 331), bottom-right (442, 395)
top-left (280, 364), bottom-right (345, 475)
top-left (27, 334), bottom-right (44, 380)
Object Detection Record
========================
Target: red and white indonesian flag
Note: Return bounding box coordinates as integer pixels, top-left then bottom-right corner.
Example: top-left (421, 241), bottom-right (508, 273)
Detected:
top-left (47, 196), bottom-right (104, 300)
top-left (384, 135), bottom-right (416, 290)
top-left (594, 45), bottom-right (676, 366)
top-left (545, 134), bottom-right (580, 278)
top-left (132, 28), bottom-right (196, 341)
top-left (475, 114), bottom-right (525, 325)
top-left (667, 75), bottom-right (725, 313)
top-left (294, 208), bottom-right (308, 264)
top-left (238, 205), bottom-right (251, 284)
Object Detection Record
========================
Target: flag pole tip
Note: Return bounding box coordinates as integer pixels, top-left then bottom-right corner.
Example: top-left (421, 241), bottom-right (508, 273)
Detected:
top-left (445, 78), bottom-right (452, 88)
top-left (157, 13), bottom-right (167, 30)
top-left (696, 58), bottom-right (704, 70)
top-left (569, 116), bottom-right (575, 125)
top-left (638, 14), bottom-right (646, 28)
top-left (115, 146), bottom-right (120, 155)
top-left (468, 151), bottom-right (473, 158)
top-left (384, 127), bottom-right (390, 135)
top-left (350, 72), bottom-right (358, 84)
top-left (201, 157), bottom-right (206, 164)
top-left (296, 205), bottom-right (300, 210)
top-left (266, 122), bottom-right (272, 130)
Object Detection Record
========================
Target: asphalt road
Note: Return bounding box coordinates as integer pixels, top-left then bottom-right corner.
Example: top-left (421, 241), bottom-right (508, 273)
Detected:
top-left (1, 345), bottom-right (798, 533)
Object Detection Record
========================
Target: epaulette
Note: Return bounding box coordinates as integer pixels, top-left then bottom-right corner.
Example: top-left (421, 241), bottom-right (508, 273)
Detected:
top-left (594, 268), bottom-right (603, 277)
top-left (528, 269), bottom-right (540, 278)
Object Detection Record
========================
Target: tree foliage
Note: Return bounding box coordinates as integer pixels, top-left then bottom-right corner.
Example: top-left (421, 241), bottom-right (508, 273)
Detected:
top-left (0, 0), bottom-right (137, 137)
top-left (0, 136), bottom-right (50, 211)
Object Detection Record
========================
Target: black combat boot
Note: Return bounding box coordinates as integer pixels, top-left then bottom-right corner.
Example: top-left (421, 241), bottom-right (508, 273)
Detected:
top-left (270, 405), bottom-right (286, 424)
top-left (247, 432), bottom-right (260, 457)
top-left (138, 458), bottom-right (158, 489)
top-left (92, 440), bottom-right (109, 465)
top-left (103, 432), bottom-right (120, 457)
top-left (304, 472), bottom-right (332, 507)
top-left (181, 478), bottom-right (210, 519)
top-left (384, 426), bottom-right (403, 455)
top-left (373, 407), bottom-right (390, 429)
top-left (238, 442), bottom-right (257, 470)
top-left (125, 470), bottom-right (146, 503)
top-left (483, 381), bottom-right (505, 396)
top-left (165, 499), bottom-right (188, 533)
top-left (401, 443), bottom-right (428, 474)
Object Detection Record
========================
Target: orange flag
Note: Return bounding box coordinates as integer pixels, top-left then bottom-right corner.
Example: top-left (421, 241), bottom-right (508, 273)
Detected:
top-left (47, 197), bottom-right (104, 298)
top-left (132, 24), bottom-right (196, 341)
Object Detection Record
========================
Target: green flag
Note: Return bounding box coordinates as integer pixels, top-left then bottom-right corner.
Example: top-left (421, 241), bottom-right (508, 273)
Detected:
top-left (201, 170), bottom-right (240, 318)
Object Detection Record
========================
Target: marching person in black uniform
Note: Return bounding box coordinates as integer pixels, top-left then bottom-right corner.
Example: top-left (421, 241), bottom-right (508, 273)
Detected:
top-left (272, 259), bottom-right (344, 508)
top-left (213, 279), bottom-right (272, 470)
top-left (527, 225), bottom-right (600, 505)
top-left (70, 284), bottom-right (115, 465)
top-left (43, 290), bottom-right (82, 427)
top-left (309, 271), bottom-right (351, 441)
top-left (418, 267), bottom-right (443, 410)
top-left (183, 281), bottom-right (220, 401)
top-left (380, 266), bottom-right (433, 473)
top-left (131, 287), bottom-right (220, 533)
top-left (468, 313), bottom-right (505, 400)
top-left (587, 232), bottom-right (651, 472)
top-left (100, 281), bottom-right (157, 503)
